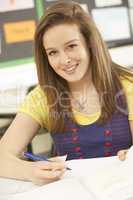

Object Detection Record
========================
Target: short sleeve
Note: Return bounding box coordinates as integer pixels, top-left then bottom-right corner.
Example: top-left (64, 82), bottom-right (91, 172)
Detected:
top-left (18, 85), bottom-right (49, 128)
top-left (122, 78), bottom-right (133, 121)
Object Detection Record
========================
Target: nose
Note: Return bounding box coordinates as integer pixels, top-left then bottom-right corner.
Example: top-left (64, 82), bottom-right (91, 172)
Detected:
top-left (59, 51), bottom-right (71, 66)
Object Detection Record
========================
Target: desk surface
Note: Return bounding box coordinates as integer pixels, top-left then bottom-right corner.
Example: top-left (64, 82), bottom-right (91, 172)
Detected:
top-left (0, 177), bottom-right (38, 199)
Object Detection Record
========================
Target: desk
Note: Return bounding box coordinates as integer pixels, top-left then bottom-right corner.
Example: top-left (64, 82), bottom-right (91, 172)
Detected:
top-left (0, 177), bottom-right (39, 199)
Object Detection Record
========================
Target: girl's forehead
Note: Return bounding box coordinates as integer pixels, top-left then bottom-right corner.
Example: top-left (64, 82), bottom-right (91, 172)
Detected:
top-left (44, 23), bottom-right (80, 37)
top-left (43, 24), bottom-right (82, 48)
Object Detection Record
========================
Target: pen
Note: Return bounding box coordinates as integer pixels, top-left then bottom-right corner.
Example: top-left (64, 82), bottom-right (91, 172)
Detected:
top-left (23, 152), bottom-right (71, 170)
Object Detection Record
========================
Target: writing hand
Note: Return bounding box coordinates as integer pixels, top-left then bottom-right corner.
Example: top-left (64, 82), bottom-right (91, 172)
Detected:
top-left (28, 156), bottom-right (66, 185)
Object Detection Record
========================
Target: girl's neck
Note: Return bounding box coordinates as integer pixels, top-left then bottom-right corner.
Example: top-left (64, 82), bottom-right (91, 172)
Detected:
top-left (68, 71), bottom-right (100, 114)
top-left (68, 72), bottom-right (100, 114)
top-left (68, 70), bottom-right (93, 97)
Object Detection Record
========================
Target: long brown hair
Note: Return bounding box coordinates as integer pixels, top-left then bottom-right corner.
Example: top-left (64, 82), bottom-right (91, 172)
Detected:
top-left (34, 1), bottom-right (133, 133)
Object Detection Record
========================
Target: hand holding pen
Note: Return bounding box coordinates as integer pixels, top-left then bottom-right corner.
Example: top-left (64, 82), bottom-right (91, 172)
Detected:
top-left (23, 152), bottom-right (71, 185)
top-left (23, 152), bottom-right (71, 170)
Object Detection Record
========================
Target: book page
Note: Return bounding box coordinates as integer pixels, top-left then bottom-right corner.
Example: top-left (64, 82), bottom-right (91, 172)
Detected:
top-left (69, 147), bottom-right (133, 199)
top-left (65, 156), bottom-right (121, 199)
top-left (65, 147), bottom-right (133, 200)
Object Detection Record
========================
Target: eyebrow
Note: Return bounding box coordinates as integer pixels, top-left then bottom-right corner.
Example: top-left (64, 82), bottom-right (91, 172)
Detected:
top-left (45, 39), bottom-right (79, 51)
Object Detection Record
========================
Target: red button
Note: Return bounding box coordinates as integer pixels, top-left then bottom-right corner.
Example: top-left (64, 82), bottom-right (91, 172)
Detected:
top-left (104, 152), bottom-right (111, 157)
top-left (104, 142), bottom-right (112, 147)
top-left (104, 130), bottom-right (111, 136)
top-left (72, 136), bottom-right (78, 142)
top-left (71, 128), bottom-right (78, 133)
top-left (75, 146), bottom-right (81, 152)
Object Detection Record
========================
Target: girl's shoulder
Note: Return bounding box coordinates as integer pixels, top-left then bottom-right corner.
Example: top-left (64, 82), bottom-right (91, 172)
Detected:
top-left (18, 85), bottom-right (48, 127)
top-left (28, 85), bottom-right (45, 96)
top-left (120, 75), bottom-right (133, 91)
top-left (26, 85), bottom-right (47, 102)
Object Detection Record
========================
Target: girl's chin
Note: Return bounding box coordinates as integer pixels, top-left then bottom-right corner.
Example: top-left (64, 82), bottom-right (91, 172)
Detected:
top-left (65, 76), bottom-right (84, 83)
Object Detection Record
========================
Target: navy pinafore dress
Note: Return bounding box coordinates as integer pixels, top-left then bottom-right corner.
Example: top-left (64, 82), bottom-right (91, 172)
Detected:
top-left (51, 99), bottom-right (132, 160)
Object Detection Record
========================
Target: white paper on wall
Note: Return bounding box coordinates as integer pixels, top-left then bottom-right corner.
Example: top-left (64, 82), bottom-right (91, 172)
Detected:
top-left (128, 0), bottom-right (133, 7)
top-left (95, 0), bottom-right (122, 7)
top-left (92, 7), bottom-right (130, 41)
top-left (0, 0), bottom-right (34, 12)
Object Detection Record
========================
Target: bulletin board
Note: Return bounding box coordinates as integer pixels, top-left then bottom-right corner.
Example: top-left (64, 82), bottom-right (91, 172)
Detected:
top-left (0, 0), bottom-right (43, 68)
top-left (42, 0), bottom-right (133, 48)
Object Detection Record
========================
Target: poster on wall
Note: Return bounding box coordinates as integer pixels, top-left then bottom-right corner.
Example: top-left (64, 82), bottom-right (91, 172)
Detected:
top-left (4, 20), bottom-right (36, 44)
top-left (0, 0), bottom-right (42, 68)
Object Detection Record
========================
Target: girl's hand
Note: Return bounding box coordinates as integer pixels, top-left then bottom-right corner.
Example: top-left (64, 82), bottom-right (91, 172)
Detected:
top-left (29, 157), bottom-right (66, 185)
top-left (117, 149), bottom-right (128, 161)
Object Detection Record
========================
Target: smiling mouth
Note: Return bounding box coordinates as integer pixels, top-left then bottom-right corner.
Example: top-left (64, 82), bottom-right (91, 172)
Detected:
top-left (64, 64), bottom-right (78, 74)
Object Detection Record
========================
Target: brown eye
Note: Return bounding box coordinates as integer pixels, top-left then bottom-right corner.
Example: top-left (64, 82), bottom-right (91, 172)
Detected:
top-left (48, 51), bottom-right (57, 56)
top-left (69, 44), bottom-right (77, 48)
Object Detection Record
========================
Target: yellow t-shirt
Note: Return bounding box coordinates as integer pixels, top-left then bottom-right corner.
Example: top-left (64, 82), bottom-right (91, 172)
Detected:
top-left (18, 78), bottom-right (133, 128)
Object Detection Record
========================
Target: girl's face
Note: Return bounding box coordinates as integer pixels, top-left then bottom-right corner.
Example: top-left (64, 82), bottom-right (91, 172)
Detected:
top-left (43, 23), bottom-right (90, 83)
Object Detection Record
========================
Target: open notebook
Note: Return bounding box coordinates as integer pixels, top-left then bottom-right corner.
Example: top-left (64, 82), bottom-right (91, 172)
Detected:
top-left (1, 146), bottom-right (133, 200)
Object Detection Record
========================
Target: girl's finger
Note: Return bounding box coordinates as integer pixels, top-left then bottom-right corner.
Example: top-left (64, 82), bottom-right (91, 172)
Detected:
top-left (117, 149), bottom-right (128, 161)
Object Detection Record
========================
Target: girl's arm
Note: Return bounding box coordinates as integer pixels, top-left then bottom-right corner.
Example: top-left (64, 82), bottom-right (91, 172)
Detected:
top-left (0, 113), bottom-right (66, 185)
